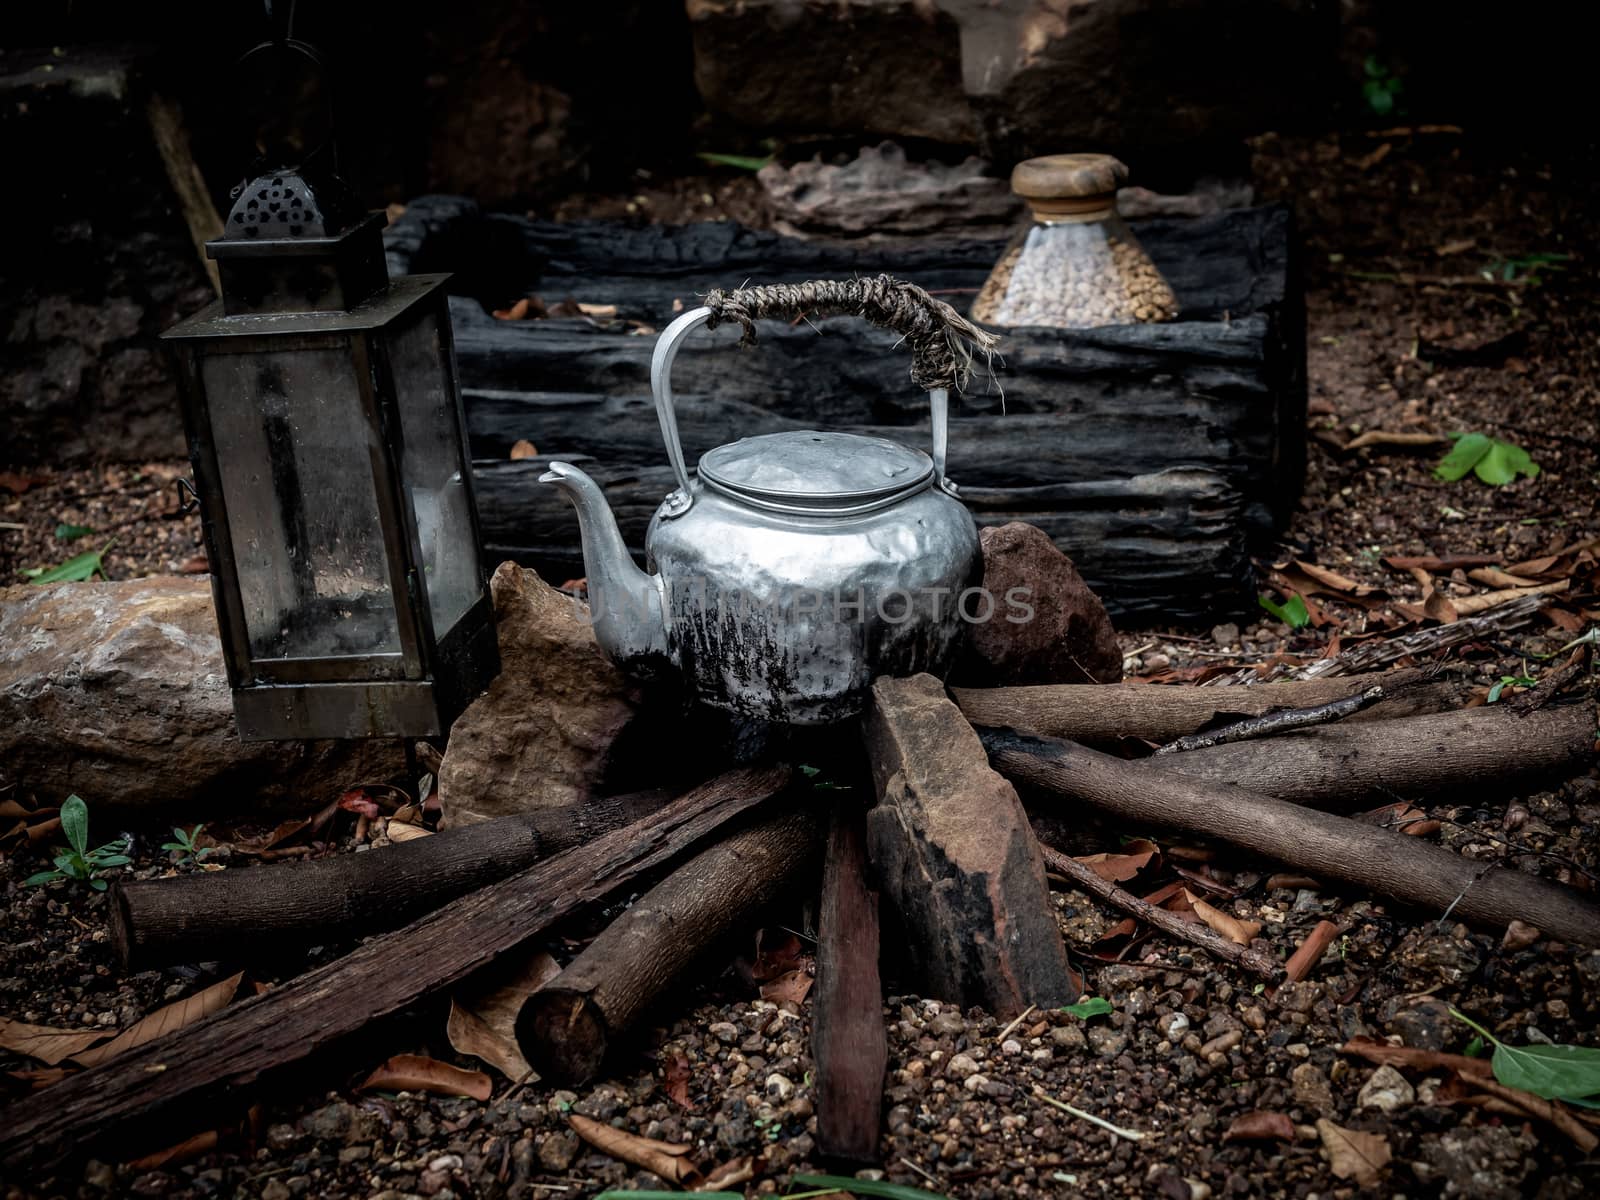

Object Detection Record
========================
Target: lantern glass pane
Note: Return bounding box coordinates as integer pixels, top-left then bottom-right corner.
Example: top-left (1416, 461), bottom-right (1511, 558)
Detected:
top-left (389, 311), bottom-right (482, 637)
top-left (201, 348), bottom-right (401, 662)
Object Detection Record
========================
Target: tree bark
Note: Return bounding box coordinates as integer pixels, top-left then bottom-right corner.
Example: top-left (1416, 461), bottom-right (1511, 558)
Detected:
top-left (0, 766), bottom-right (791, 1176)
top-left (949, 668), bottom-right (1464, 745)
top-left (516, 806), bottom-right (824, 1086)
top-left (813, 803), bottom-right (888, 1163)
top-left (980, 728), bottom-right (1600, 948)
top-left (109, 791), bottom-right (673, 970)
top-left (864, 675), bottom-right (1078, 1016)
top-left (1148, 702), bottom-right (1595, 807)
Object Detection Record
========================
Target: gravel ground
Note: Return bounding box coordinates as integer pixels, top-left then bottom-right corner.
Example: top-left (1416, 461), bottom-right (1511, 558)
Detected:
top-left (3, 132), bottom-right (1598, 1198)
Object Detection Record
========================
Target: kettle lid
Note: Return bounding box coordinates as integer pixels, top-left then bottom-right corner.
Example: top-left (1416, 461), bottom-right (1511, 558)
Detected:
top-left (698, 430), bottom-right (934, 512)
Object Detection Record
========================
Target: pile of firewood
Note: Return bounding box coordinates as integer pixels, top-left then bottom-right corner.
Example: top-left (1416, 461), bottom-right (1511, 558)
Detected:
top-left (2, 617), bottom-right (1596, 1176)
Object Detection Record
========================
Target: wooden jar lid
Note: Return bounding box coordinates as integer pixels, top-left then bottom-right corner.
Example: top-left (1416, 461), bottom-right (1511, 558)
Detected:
top-left (1011, 154), bottom-right (1128, 220)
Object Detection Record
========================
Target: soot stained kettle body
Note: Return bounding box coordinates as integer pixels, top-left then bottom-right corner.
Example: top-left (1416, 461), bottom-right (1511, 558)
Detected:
top-left (541, 278), bottom-right (996, 725)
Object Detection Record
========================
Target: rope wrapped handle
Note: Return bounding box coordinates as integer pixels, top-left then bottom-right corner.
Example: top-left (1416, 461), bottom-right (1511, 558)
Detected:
top-left (701, 275), bottom-right (1000, 393)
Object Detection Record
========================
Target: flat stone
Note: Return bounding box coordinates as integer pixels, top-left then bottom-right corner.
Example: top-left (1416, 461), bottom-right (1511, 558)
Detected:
top-left (0, 578), bottom-right (399, 810)
top-left (1290, 1062), bottom-right (1333, 1111)
top-left (951, 522), bottom-right (1121, 687)
top-left (438, 563), bottom-right (643, 824)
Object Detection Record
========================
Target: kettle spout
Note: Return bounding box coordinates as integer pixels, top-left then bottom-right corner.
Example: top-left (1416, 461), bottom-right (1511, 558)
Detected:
top-left (540, 461), bottom-right (670, 670)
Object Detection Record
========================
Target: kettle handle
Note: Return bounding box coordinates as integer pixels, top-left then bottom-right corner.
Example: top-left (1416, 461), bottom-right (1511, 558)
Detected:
top-left (649, 304), bottom-right (960, 518)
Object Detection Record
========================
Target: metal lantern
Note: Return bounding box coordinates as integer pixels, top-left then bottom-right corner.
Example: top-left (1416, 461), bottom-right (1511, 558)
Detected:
top-left (162, 161), bottom-right (498, 741)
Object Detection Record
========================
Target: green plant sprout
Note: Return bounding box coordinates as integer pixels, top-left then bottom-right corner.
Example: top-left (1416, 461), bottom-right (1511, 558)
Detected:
top-left (1434, 433), bottom-right (1539, 486)
top-left (24, 795), bottom-right (131, 892)
top-left (161, 824), bottom-right (212, 865)
top-left (1450, 1007), bottom-right (1600, 1108)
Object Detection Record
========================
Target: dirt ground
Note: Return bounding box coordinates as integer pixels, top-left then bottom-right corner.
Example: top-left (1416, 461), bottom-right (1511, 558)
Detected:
top-left (2, 131), bottom-right (1597, 1199)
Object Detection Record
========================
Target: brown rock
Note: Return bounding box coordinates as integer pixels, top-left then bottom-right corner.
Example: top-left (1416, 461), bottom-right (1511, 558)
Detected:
top-left (954, 522), bottom-right (1120, 686)
top-left (0, 577), bottom-right (399, 811)
top-left (437, 564), bottom-right (642, 825)
top-left (863, 673), bottom-right (1077, 1016)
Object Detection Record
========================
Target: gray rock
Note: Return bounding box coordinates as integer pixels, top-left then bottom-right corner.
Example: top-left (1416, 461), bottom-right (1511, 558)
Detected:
top-left (1289, 1063), bottom-right (1333, 1111)
top-left (1087, 1026), bottom-right (1129, 1057)
top-left (1358, 1064), bottom-right (1415, 1113)
top-left (537, 1130), bottom-right (580, 1172)
top-left (0, 579), bottom-right (401, 810)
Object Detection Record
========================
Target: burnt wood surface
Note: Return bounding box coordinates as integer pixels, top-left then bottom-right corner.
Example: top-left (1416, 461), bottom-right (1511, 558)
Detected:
top-left (862, 674), bottom-right (1079, 1016)
top-left (516, 806), bottom-right (823, 1086)
top-left (0, 767), bottom-right (791, 1176)
top-left (108, 790), bottom-right (673, 971)
top-left (387, 198), bottom-right (1304, 622)
top-left (813, 802), bottom-right (889, 1163)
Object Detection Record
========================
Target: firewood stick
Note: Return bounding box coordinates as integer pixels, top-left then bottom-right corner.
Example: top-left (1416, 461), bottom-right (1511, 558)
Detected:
top-left (0, 766), bottom-right (791, 1176)
top-left (1153, 686), bottom-right (1385, 754)
top-left (1039, 844), bottom-right (1282, 979)
top-left (813, 802), bottom-right (888, 1162)
top-left (980, 727), bottom-right (1600, 948)
top-left (949, 667), bottom-right (1460, 745)
top-left (1283, 920), bottom-right (1341, 983)
top-left (517, 807), bottom-right (824, 1086)
top-left (1145, 702), bottom-right (1595, 807)
top-left (109, 791), bottom-right (674, 970)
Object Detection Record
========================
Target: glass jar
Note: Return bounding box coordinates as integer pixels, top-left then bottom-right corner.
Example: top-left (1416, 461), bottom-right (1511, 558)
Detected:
top-left (972, 154), bottom-right (1178, 329)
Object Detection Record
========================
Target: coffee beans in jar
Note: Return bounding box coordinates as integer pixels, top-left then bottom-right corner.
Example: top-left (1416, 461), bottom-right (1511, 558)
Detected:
top-left (972, 154), bottom-right (1178, 330)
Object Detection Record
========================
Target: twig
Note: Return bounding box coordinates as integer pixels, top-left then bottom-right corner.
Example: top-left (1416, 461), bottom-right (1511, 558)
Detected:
top-left (994, 1005), bottom-right (1036, 1045)
top-left (1465, 1076), bottom-right (1599, 1153)
top-left (1040, 845), bottom-right (1281, 980)
top-left (898, 1157), bottom-right (943, 1186)
top-left (1031, 1085), bottom-right (1145, 1142)
top-left (1283, 920), bottom-right (1341, 983)
top-left (1154, 685), bottom-right (1385, 754)
top-left (1506, 648), bottom-right (1590, 715)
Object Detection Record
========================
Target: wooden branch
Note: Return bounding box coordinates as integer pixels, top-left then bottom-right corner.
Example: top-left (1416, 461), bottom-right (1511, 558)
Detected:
top-left (949, 668), bottom-right (1459, 744)
top-left (1153, 685), bottom-right (1385, 754)
top-left (516, 806), bottom-right (823, 1086)
top-left (980, 728), bottom-right (1600, 947)
top-left (1282, 594), bottom-right (1546, 680)
top-left (813, 802), bottom-right (887, 1163)
top-left (864, 675), bottom-right (1078, 1016)
top-left (144, 93), bottom-right (222, 295)
top-left (1147, 702), bottom-right (1596, 807)
top-left (109, 791), bottom-right (673, 970)
top-left (1038, 845), bottom-right (1281, 979)
top-left (0, 767), bottom-right (791, 1175)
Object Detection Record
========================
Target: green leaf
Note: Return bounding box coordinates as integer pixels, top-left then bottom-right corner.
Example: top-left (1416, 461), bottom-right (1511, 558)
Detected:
top-left (92, 854), bottom-right (131, 868)
top-left (1435, 433), bottom-right (1493, 481)
top-left (91, 878), bottom-right (108, 891)
top-left (1473, 439), bottom-right (1540, 485)
top-left (60, 795), bottom-right (89, 856)
top-left (1464, 1036), bottom-right (1485, 1058)
top-left (1490, 1042), bottom-right (1600, 1105)
top-left (790, 1173), bottom-right (953, 1200)
top-left (1061, 996), bottom-right (1114, 1021)
top-left (53, 522), bottom-right (93, 542)
top-left (696, 151), bottom-right (774, 172)
top-left (23, 870), bottom-right (64, 887)
top-left (1487, 680), bottom-right (1508, 703)
top-left (593, 1194), bottom-right (740, 1199)
top-left (26, 542), bottom-right (113, 584)
top-left (1257, 592), bottom-right (1311, 629)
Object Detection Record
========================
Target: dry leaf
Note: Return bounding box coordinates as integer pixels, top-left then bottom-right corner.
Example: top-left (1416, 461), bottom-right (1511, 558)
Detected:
top-left (1503, 920), bottom-right (1541, 951)
top-left (758, 969), bottom-right (814, 1006)
top-left (0, 1018), bottom-right (110, 1066)
top-left (701, 1155), bottom-right (755, 1190)
top-left (128, 1129), bottom-right (219, 1170)
top-left (223, 816), bottom-right (310, 856)
top-left (1469, 567), bottom-right (1542, 589)
top-left (71, 972), bottom-right (244, 1068)
top-left (0, 470), bottom-right (49, 495)
top-left (510, 439), bottom-right (538, 460)
top-left (568, 1112), bottom-right (700, 1184)
top-left (492, 297), bottom-right (532, 321)
top-left (1075, 844), bottom-right (1159, 883)
top-left (752, 929), bottom-right (804, 982)
top-left (1342, 430), bottom-right (1445, 452)
top-left (1341, 1035), bottom-right (1492, 1079)
top-left (1293, 561), bottom-right (1373, 595)
top-left (446, 950), bottom-right (561, 1081)
top-left (1316, 1118), bottom-right (1391, 1186)
top-left (1222, 1111), bottom-right (1295, 1143)
top-left (386, 820), bottom-right (433, 844)
top-left (576, 302), bottom-right (618, 319)
top-left (1453, 579), bottom-right (1569, 616)
top-left (337, 790), bottom-right (381, 819)
top-left (360, 1054), bottom-right (492, 1100)
top-left (1183, 891), bottom-right (1261, 946)
top-left (662, 1051), bottom-right (695, 1110)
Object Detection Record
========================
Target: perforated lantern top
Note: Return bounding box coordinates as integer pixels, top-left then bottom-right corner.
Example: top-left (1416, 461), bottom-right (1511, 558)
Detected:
top-left (698, 431), bottom-right (933, 512)
top-left (223, 170), bottom-right (345, 240)
top-left (1010, 153), bottom-right (1129, 222)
